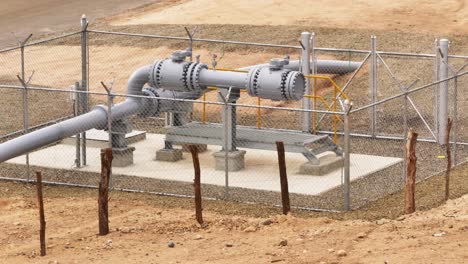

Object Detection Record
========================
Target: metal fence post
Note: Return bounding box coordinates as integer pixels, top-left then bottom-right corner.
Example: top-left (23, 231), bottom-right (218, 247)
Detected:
top-left (437, 39), bottom-right (449, 144)
top-left (105, 85), bottom-right (113, 189)
top-left (452, 75), bottom-right (458, 166)
top-left (433, 38), bottom-right (440, 139)
top-left (20, 34), bottom-right (32, 181)
top-left (301, 32), bottom-right (311, 133)
top-left (217, 88), bottom-right (233, 199)
top-left (369, 35), bottom-right (377, 137)
top-left (74, 82), bottom-right (81, 168)
top-left (223, 100), bottom-right (230, 199)
top-left (343, 100), bottom-right (352, 211)
top-left (402, 85), bottom-right (409, 183)
top-left (80, 14), bottom-right (89, 165)
top-left (100, 82), bottom-right (113, 149)
top-left (310, 32), bottom-right (317, 133)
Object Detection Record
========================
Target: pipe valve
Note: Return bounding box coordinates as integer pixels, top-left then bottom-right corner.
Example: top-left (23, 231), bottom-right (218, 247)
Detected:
top-left (170, 49), bottom-right (192, 62)
top-left (247, 66), bottom-right (305, 101)
top-left (149, 58), bottom-right (208, 93)
top-left (268, 56), bottom-right (290, 70)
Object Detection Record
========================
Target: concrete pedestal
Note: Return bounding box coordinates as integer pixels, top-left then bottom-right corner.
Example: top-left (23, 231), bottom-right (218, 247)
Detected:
top-left (213, 150), bottom-right (246, 171)
top-left (156, 148), bottom-right (183, 162)
top-left (299, 152), bottom-right (344, 176)
top-left (181, 144), bottom-right (208, 153)
top-left (112, 147), bottom-right (136, 167)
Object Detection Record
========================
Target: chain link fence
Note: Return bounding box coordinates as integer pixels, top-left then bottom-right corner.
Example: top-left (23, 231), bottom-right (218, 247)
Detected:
top-left (0, 26), bottom-right (467, 212)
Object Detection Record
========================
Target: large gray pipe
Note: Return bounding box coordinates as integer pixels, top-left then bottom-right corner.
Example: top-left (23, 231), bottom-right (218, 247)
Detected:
top-left (0, 56), bottom-right (309, 163)
top-left (239, 59), bottom-right (361, 74)
top-left (198, 69), bottom-right (247, 88)
top-left (0, 65), bottom-right (151, 163)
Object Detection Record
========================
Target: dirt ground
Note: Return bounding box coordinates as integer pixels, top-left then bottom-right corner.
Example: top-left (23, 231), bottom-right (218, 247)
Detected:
top-left (0, 180), bottom-right (467, 264)
top-left (109, 0), bottom-right (468, 34)
top-left (1, 1), bottom-right (468, 263)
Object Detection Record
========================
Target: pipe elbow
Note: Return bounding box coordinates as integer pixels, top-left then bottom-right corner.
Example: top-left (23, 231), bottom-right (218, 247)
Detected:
top-left (126, 65), bottom-right (151, 98)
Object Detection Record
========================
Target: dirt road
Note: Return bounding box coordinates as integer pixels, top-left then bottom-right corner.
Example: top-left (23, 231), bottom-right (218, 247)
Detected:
top-left (0, 0), bottom-right (155, 49)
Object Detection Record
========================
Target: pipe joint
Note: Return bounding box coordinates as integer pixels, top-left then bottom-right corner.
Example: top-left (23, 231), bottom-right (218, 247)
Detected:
top-left (247, 67), bottom-right (305, 101)
top-left (149, 59), bottom-right (208, 93)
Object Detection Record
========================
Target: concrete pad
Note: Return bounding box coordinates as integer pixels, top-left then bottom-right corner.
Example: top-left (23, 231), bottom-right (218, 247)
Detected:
top-left (7, 133), bottom-right (402, 196)
top-left (62, 129), bottom-right (146, 148)
top-left (155, 148), bottom-right (183, 162)
top-left (299, 152), bottom-right (344, 176)
top-left (112, 147), bottom-right (135, 167)
top-left (213, 150), bottom-right (247, 171)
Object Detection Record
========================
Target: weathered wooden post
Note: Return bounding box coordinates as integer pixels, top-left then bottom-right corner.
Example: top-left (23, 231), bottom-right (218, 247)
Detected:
top-left (189, 145), bottom-right (203, 225)
top-left (276, 141), bottom-right (290, 215)
top-left (445, 118), bottom-right (452, 201)
top-left (35, 171), bottom-right (46, 256)
top-left (405, 130), bottom-right (418, 214)
top-left (99, 148), bottom-right (113, 235)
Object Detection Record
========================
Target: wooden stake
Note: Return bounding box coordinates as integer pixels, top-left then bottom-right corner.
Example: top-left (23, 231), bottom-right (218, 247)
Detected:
top-left (99, 148), bottom-right (113, 235)
top-left (35, 171), bottom-right (46, 256)
top-left (405, 130), bottom-right (418, 214)
top-left (189, 145), bottom-right (203, 225)
top-left (276, 141), bottom-right (290, 215)
top-left (445, 118), bottom-right (453, 201)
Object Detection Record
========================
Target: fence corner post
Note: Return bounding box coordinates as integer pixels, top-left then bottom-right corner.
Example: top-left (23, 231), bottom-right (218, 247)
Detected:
top-left (301, 31), bottom-right (311, 133)
top-left (369, 35), bottom-right (378, 137)
top-left (80, 14), bottom-right (89, 166)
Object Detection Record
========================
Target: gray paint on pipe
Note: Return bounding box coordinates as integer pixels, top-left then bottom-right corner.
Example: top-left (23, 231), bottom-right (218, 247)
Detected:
top-left (0, 108), bottom-right (107, 162)
top-left (199, 69), bottom-right (247, 88)
top-left (0, 65), bottom-right (151, 163)
top-left (239, 59), bottom-right (361, 74)
top-left (0, 59), bottom-right (329, 163)
top-left (0, 64), bottom-right (248, 163)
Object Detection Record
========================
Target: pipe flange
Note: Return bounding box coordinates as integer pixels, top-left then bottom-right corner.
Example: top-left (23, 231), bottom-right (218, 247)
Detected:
top-left (279, 70), bottom-right (291, 100)
top-left (182, 62), bottom-right (193, 92)
top-left (187, 62), bottom-right (199, 92)
top-left (247, 67), bottom-right (262, 97)
top-left (149, 60), bottom-right (165, 88)
top-left (286, 71), bottom-right (305, 100)
top-left (191, 63), bottom-right (208, 92)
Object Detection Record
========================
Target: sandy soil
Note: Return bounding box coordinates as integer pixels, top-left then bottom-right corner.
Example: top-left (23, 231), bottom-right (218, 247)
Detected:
top-left (110, 0), bottom-right (468, 34)
top-left (0, 1), bottom-right (468, 263)
top-left (0, 44), bottom-right (335, 110)
top-left (0, 181), bottom-right (467, 264)
top-left (0, 45), bottom-right (289, 92)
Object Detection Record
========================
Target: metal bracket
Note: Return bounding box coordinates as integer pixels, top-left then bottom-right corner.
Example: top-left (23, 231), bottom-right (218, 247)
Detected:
top-left (218, 86), bottom-right (233, 104)
top-left (20, 33), bottom-right (33, 48)
top-left (211, 54), bottom-right (218, 70)
top-left (101, 79), bottom-right (116, 148)
top-left (298, 40), bottom-right (305, 50)
top-left (16, 71), bottom-right (35, 88)
top-left (344, 99), bottom-right (353, 115)
top-left (100, 79), bottom-right (115, 97)
top-left (184, 26), bottom-right (199, 62)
